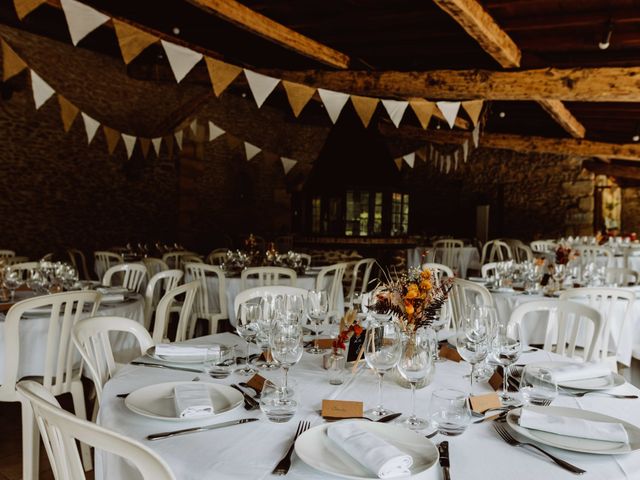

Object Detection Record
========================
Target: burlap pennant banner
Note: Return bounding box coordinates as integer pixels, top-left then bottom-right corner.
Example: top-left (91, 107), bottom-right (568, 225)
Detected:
top-left (282, 80), bottom-right (316, 118)
top-left (57, 95), bottom-right (79, 132)
top-left (350, 95), bottom-right (379, 128)
top-left (113, 20), bottom-right (158, 64)
top-left (1, 40), bottom-right (27, 81)
top-left (103, 125), bottom-right (121, 155)
top-left (205, 57), bottom-right (242, 97)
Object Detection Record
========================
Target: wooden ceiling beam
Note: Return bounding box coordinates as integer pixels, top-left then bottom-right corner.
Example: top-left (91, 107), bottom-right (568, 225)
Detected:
top-left (583, 160), bottom-right (640, 180)
top-left (537, 99), bottom-right (586, 138)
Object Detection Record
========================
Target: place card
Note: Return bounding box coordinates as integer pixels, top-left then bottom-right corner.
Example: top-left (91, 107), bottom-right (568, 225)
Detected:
top-left (469, 393), bottom-right (501, 413)
top-left (489, 368), bottom-right (519, 392)
top-left (438, 345), bottom-right (462, 362)
top-left (315, 338), bottom-right (334, 349)
top-left (246, 373), bottom-right (267, 393)
top-left (321, 399), bottom-right (363, 419)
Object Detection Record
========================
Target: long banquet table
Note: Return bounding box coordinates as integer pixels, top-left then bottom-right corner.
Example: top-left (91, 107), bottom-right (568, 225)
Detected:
top-left (97, 332), bottom-right (640, 480)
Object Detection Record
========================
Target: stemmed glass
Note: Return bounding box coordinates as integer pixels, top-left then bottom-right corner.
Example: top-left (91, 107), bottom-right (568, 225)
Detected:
top-left (254, 296), bottom-right (279, 369)
top-left (491, 333), bottom-right (522, 405)
top-left (473, 305), bottom-right (499, 381)
top-left (454, 305), bottom-right (490, 391)
top-left (398, 330), bottom-right (434, 430)
top-left (364, 318), bottom-right (402, 417)
top-left (236, 303), bottom-right (261, 376)
top-left (552, 264), bottom-right (566, 291)
top-left (305, 290), bottom-right (328, 354)
top-left (270, 322), bottom-right (304, 391)
top-left (3, 267), bottom-right (20, 301)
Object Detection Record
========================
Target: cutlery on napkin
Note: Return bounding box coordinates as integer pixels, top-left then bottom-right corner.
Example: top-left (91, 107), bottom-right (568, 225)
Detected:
top-left (173, 383), bottom-right (214, 418)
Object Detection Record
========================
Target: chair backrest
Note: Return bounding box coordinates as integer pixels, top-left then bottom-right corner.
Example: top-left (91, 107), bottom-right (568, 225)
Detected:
top-left (421, 263), bottom-right (454, 283)
top-left (234, 286), bottom-right (308, 325)
top-left (605, 267), bottom-right (638, 286)
top-left (345, 258), bottom-right (376, 306)
top-left (507, 299), bottom-right (563, 353)
top-left (575, 245), bottom-right (614, 267)
top-left (8, 262), bottom-right (39, 277)
top-left (298, 253), bottom-right (312, 268)
top-left (513, 241), bottom-right (534, 263)
top-left (152, 281), bottom-right (199, 343)
top-left (530, 240), bottom-right (557, 253)
top-left (0, 249), bottom-right (15, 261)
top-left (1, 291), bottom-right (101, 400)
top-left (316, 262), bottom-right (347, 318)
top-left (161, 251), bottom-right (198, 270)
top-left (206, 249), bottom-right (228, 265)
top-left (432, 239), bottom-right (463, 271)
top-left (94, 251), bottom-right (123, 281)
top-left (16, 381), bottom-right (175, 480)
top-left (72, 316), bottom-right (154, 403)
top-left (67, 248), bottom-right (91, 281)
top-left (480, 240), bottom-right (513, 264)
top-left (183, 255), bottom-right (204, 264)
top-left (559, 287), bottom-right (635, 364)
top-left (142, 257), bottom-right (169, 278)
top-left (240, 266), bottom-right (297, 290)
top-left (481, 262), bottom-right (498, 280)
top-left (102, 263), bottom-right (147, 293)
top-left (184, 263), bottom-right (227, 319)
top-left (144, 270), bottom-right (183, 330)
top-left (449, 278), bottom-right (494, 331)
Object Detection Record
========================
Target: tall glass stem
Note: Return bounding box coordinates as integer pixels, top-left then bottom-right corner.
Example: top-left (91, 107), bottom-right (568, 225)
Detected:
top-left (314, 320), bottom-right (319, 349)
top-left (376, 372), bottom-right (385, 411)
top-left (283, 366), bottom-right (289, 390)
top-left (410, 383), bottom-right (417, 421)
top-left (470, 364), bottom-right (475, 390)
top-left (502, 366), bottom-right (510, 399)
top-left (245, 342), bottom-right (251, 368)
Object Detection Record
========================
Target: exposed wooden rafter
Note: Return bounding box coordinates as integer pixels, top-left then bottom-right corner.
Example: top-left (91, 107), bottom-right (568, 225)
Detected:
top-left (583, 160), bottom-right (640, 180)
top-left (537, 99), bottom-right (586, 138)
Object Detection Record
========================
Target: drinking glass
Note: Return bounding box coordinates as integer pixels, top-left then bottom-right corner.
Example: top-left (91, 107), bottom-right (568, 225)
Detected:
top-left (519, 365), bottom-right (558, 406)
top-left (491, 335), bottom-right (522, 404)
top-left (270, 323), bottom-right (304, 390)
top-left (364, 318), bottom-right (402, 417)
top-left (398, 332), bottom-right (434, 430)
top-left (3, 268), bottom-right (20, 301)
top-left (429, 388), bottom-right (471, 436)
top-left (260, 379), bottom-right (299, 423)
top-left (454, 305), bottom-right (490, 390)
top-left (552, 264), bottom-right (566, 290)
top-left (236, 303), bottom-right (261, 376)
top-left (254, 296), bottom-right (278, 369)
top-left (430, 305), bottom-right (451, 362)
top-left (305, 290), bottom-right (328, 354)
top-left (204, 345), bottom-right (236, 379)
top-left (474, 305), bottom-right (499, 381)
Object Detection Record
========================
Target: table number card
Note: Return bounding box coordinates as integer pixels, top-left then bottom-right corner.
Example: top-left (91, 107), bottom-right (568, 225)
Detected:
top-left (321, 400), bottom-right (363, 419)
top-left (246, 373), bottom-right (267, 393)
top-left (314, 338), bottom-right (334, 349)
top-left (439, 345), bottom-right (462, 362)
top-left (469, 393), bottom-right (501, 413)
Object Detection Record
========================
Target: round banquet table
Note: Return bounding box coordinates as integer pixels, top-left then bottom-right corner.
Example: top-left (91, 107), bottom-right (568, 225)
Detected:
top-left (406, 247), bottom-right (480, 278)
top-left (97, 332), bottom-right (640, 480)
top-left (0, 292), bottom-right (144, 383)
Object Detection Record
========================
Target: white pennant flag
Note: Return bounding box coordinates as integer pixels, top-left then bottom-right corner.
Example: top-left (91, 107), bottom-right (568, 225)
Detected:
top-left (244, 142), bottom-right (261, 161)
top-left (175, 130), bottom-right (183, 150)
top-left (152, 137), bottom-right (162, 156)
top-left (463, 140), bottom-right (469, 162)
top-left (81, 112), bottom-right (99, 144)
top-left (60, 0), bottom-right (110, 46)
top-left (436, 101), bottom-right (461, 129)
top-left (382, 99), bottom-right (409, 128)
top-left (472, 124), bottom-right (480, 148)
top-left (30, 70), bottom-right (54, 109)
top-left (454, 150), bottom-right (459, 171)
top-left (317, 89), bottom-right (349, 123)
top-left (161, 40), bottom-right (203, 83)
top-left (402, 152), bottom-right (415, 168)
top-left (190, 118), bottom-right (198, 135)
top-left (281, 157), bottom-right (297, 174)
top-left (121, 133), bottom-right (136, 159)
top-left (244, 69), bottom-right (280, 108)
top-left (208, 121), bottom-right (225, 141)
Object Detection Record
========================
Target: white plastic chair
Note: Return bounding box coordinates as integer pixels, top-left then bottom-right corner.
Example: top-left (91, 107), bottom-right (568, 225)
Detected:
top-left (432, 239), bottom-right (463, 272)
top-left (1, 291), bottom-right (100, 479)
top-left (72, 316), bottom-right (154, 404)
top-left (605, 267), bottom-right (638, 286)
top-left (299, 253), bottom-right (312, 268)
top-left (142, 257), bottom-right (169, 278)
top-left (94, 251), bottom-right (123, 281)
top-left (513, 241), bottom-right (534, 263)
top-left (481, 262), bottom-right (498, 280)
top-left (67, 248), bottom-right (91, 281)
top-left (162, 251), bottom-right (198, 270)
top-left (8, 262), bottom-right (40, 280)
top-left (449, 278), bottom-right (494, 331)
top-left (143, 270), bottom-right (183, 330)
top-left (183, 254), bottom-right (204, 264)
top-left (530, 240), bottom-right (557, 253)
top-left (240, 266), bottom-right (297, 291)
top-left (102, 263), bottom-right (147, 293)
top-left (0, 249), bottom-right (16, 261)
top-left (234, 286), bottom-right (308, 325)
top-left (206, 249), bottom-right (228, 265)
top-left (16, 380), bottom-right (175, 480)
top-left (480, 240), bottom-right (513, 264)
top-left (152, 280), bottom-right (199, 343)
top-left (345, 258), bottom-right (376, 308)
top-left (316, 262), bottom-right (347, 321)
top-left (575, 245), bottom-right (615, 268)
top-left (184, 263), bottom-right (228, 336)
top-left (421, 262), bottom-right (454, 283)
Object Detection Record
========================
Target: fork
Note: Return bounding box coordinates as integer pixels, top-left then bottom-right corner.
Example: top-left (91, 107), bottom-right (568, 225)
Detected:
top-left (493, 423), bottom-right (586, 475)
top-left (559, 388), bottom-right (638, 399)
top-left (272, 420), bottom-right (311, 476)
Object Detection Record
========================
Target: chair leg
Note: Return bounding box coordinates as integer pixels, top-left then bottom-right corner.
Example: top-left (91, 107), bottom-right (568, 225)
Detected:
top-left (20, 398), bottom-right (40, 480)
top-left (70, 380), bottom-right (93, 471)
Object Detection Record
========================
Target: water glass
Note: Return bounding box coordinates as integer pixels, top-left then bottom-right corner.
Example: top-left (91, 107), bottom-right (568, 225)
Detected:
top-left (236, 303), bottom-right (261, 376)
top-left (364, 318), bottom-right (402, 417)
top-left (204, 345), bottom-right (236, 379)
top-left (491, 335), bottom-right (521, 404)
top-left (429, 388), bottom-right (471, 436)
top-left (326, 352), bottom-right (346, 385)
top-left (260, 380), bottom-right (299, 423)
top-left (519, 365), bottom-right (558, 406)
top-left (397, 332), bottom-right (434, 430)
top-left (305, 290), bottom-right (328, 354)
top-left (270, 323), bottom-right (304, 390)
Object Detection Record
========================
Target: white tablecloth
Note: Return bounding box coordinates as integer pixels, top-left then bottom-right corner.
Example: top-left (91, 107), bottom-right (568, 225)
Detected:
top-left (407, 247), bottom-right (480, 278)
top-left (0, 293), bottom-right (144, 383)
top-left (97, 333), bottom-right (640, 480)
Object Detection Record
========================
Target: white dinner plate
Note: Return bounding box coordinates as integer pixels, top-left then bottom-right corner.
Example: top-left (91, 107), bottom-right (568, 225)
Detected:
top-left (529, 361), bottom-right (625, 390)
top-left (125, 381), bottom-right (243, 422)
top-left (507, 406), bottom-right (640, 454)
top-left (145, 345), bottom-right (216, 364)
top-left (294, 420), bottom-right (439, 479)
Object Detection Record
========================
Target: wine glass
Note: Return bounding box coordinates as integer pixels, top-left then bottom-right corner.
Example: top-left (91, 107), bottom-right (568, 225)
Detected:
top-left (305, 290), bottom-right (328, 354)
top-left (454, 305), bottom-right (489, 391)
top-left (473, 305), bottom-right (499, 382)
top-left (236, 303), bottom-right (261, 376)
top-left (270, 322), bottom-right (303, 391)
top-left (491, 334), bottom-right (521, 405)
top-left (3, 268), bottom-right (20, 301)
top-left (552, 264), bottom-right (566, 290)
top-left (429, 303), bottom-right (451, 362)
top-left (253, 296), bottom-right (279, 369)
top-left (398, 330), bottom-right (434, 430)
top-left (364, 318), bottom-right (402, 417)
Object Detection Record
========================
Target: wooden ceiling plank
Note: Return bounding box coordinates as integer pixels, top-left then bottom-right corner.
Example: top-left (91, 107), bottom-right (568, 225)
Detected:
top-left (583, 160), bottom-right (640, 180)
top-left (537, 99), bottom-right (586, 138)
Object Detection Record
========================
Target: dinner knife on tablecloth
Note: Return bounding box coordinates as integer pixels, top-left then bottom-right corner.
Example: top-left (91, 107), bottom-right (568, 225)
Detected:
top-left (147, 418), bottom-right (258, 441)
top-left (438, 441), bottom-right (450, 480)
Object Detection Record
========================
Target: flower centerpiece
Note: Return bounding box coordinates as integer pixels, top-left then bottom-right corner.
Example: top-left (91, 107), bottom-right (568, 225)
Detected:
top-left (555, 244), bottom-right (572, 265)
top-left (332, 309), bottom-right (363, 353)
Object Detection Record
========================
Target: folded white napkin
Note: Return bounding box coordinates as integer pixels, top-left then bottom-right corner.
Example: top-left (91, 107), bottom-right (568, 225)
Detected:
top-left (155, 344), bottom-right (216, 357)
top-left (100, 294), bottom-right (125, 302)
top-left (173, 384), bottom-right (214, 418)
top-left (327, 422), bottom-right (413, 479)
top-left (550, 362), bottom-right (612, 383)
top-left (97, 287), bottom-right (129, 295)
top-left (519, 408), bottom-right (629, 443)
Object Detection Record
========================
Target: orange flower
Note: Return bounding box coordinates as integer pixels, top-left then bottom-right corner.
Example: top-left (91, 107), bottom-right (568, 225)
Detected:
top-left (421, 269), bottom-right (431, 280)
top-left (420, 279), bottom-right (432, 291)
top-left (405, 284), bottom-right (419, 299)
top-left (404, 301), bottom-right (415, 316)
top-left (353, 324), bottom-right (363, 336)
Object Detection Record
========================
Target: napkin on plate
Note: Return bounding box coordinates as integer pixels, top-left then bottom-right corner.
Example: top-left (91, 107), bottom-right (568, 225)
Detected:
top-left (155, 344), bottom-right (216, 357)
top-left (519, 408), bottom-right (629, 443)
top-left (100, 294), bottom-right (125, 302)
top-left (97, 287), bottom-right (129, 295)
top-left (173, 384), bottom-right (214, 418)
top-left (327, 422), bottom-right (413, 479)
top-left (549, 362), bottom-right (612, 383)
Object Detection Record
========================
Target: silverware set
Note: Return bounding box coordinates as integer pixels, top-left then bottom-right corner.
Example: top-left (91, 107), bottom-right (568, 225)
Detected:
top-left (272, 420), bottom-right (311, 476)
top-left (230, 384), bottom-right (260, 410)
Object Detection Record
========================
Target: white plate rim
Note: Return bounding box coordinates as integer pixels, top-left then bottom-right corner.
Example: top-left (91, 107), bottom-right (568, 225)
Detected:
top-left (294, 420), bottom-right (439, 479)
top-left (124, 381), bottom-right (243, 422)
top-left (528, 361), bottom-right (625, 390)
top-left (507, 406), bottom-right (640, 454)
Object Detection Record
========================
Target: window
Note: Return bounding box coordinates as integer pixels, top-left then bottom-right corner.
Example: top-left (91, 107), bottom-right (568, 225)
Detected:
top-left (345, 190), bottom-right (369, 236)
top-left (391, 192), bottom-right (409, 236)
top-left (311, 197), bottom-right (321, 233)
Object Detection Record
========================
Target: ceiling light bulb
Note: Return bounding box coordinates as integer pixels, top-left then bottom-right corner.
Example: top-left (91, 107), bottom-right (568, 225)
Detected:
top-left (599, 22), bottom-right (613, 50)
top-left (172, 27), bottom-right (181, 35)
top-left (633, 134), bottom-right (640, 142)
top-left (499, 111), bottom-right (506, 118)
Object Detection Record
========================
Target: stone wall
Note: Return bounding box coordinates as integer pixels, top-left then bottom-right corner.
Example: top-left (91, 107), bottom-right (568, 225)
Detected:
top-left (622, 187), bottom-right (640, 234)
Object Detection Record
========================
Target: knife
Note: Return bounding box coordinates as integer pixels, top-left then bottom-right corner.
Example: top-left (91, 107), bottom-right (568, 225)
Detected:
top-left (130, 361), bottom-right (202, 373)
top-left (230, 384), bottom-right (260, 410)
top-left (438, 441), bottom-right (450, 480)
top-left (147, 418), bottom-right (258, 441)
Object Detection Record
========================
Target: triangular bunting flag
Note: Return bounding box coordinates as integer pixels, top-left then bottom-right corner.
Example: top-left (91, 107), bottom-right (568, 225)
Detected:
top-left (57, 95), bottom-right (79, 132)
top-left (409, 98), bottom-right (435, 130)
top-left (112, 19), bottom-right (158, 65)
top-left (121, 133), bottom-right (136, 159)
top-left (463, 140), bottom-right (469, 162)
top-left (190, 118), bottom-right (198, 135)
top-left (317, 88), bottom-right (350, 124)
top-left (151, 137), bottom-right (162, 156)
top-left (174, 130), bottom-right (183, 150)
top-left (208, 121), bottom-right (225, 141)
top-left (81, 112), bottom-right (99, 144)
top-left (59, 0), bottom-right (110, 46)
top-left (103, 126), bottom-right (120, 155)
top-left (244, 69), bottom-right (280, 108)
top-left (446, 156), bottom-right (452, 174)
top-left (394, 158), bottom-right (403, 171)
top-left (381, 99), bottom-right (409, 128)
top-left (281, 157), bottom-right (297, 175)
top-left (13, 0), bottom-right (47, 20)
top-left (472, 124), bottom-right (481, 148)
top-left (454, 150), bottom-right (459, 171)
top-left (282, 80), bottom-right (315, 118)
top-left (462, 100), bottom-right (484, 126)
top-left (140, 138), bottom-right (150, 158)
top-left (1, 40), bottom-right (27, 81)
top-left (416, 146), bottom-right (427, 162)
top-left (30, 70), bottom-right (54, 109)
top-left (350, 95), bottom-right (379, 128)
top-left (436, 101), bottom-right (461, 129)
top-left (204, 57), bottom-right (242, 97)
top-left (244, 141), bottom-right (261, 161)
top-left (161, 40), bottom-right (203, 83)
top-left (402, 152), bottom-right (415, 168)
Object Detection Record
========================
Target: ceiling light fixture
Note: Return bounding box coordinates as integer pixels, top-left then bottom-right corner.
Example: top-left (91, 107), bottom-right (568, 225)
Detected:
top-left (499, 111), bottom-right (506, 118)
top-left (598, 20), bottom-right (613, 50)
top-left (172, 27), bottom-right (181, 35)
top-left (632, 124), bottom-right (640, 142)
